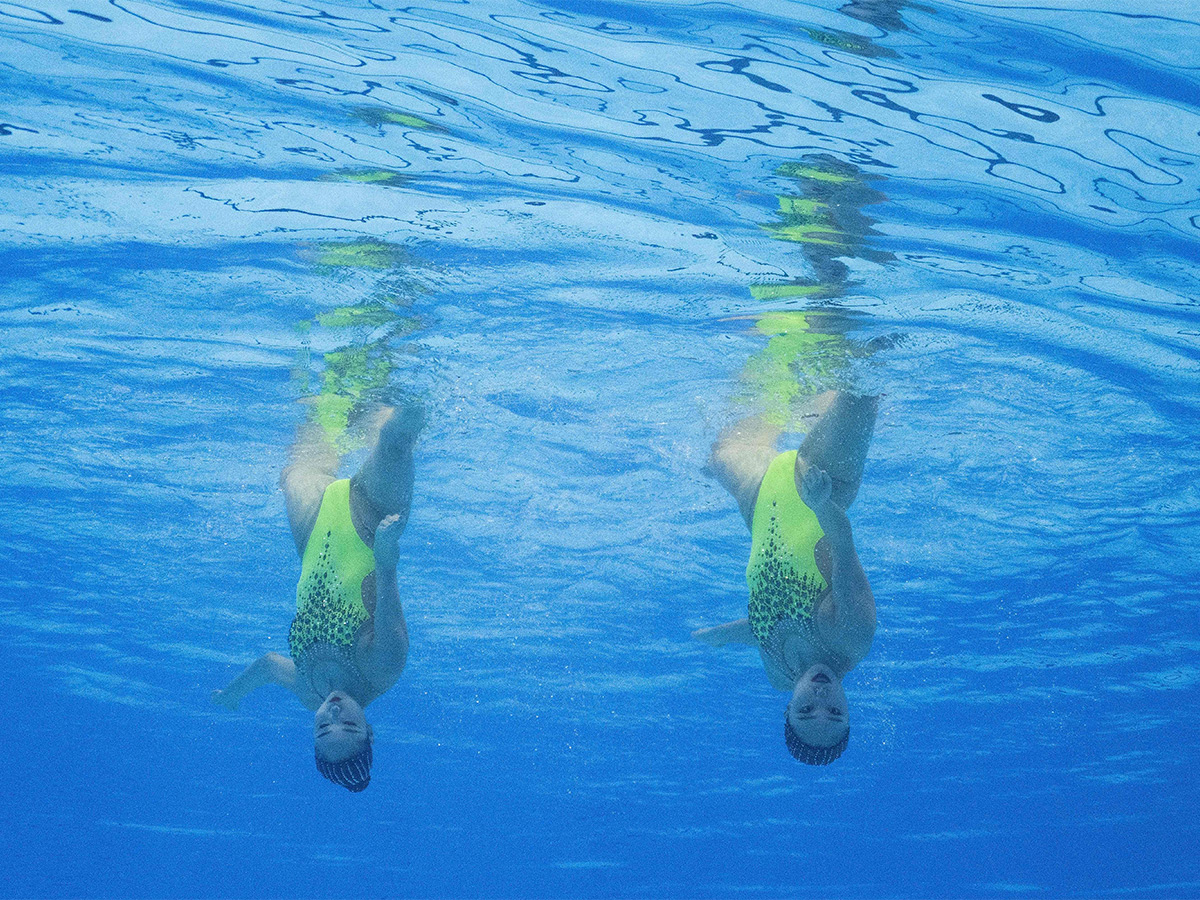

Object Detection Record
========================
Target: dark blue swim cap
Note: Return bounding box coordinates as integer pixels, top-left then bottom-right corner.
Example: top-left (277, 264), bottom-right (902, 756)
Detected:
top-left (315, 741), bottom-right (373, 792)
top-left (784, 712), bottom-right (849, 765)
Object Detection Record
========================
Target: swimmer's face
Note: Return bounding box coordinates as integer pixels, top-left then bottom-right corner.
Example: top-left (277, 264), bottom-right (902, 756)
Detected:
top-left (787, 664), bottom-right (849, 748)
top-left (314, 692), bottom-right (372, 763)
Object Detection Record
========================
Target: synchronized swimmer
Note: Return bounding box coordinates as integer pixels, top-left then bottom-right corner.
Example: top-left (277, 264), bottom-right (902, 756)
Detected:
top-left (212, 404), bottom-right (423, 791)
top-left (213, 392), bottom-right (877, 786)
top-left (695, 392), bottom-right (877, 764)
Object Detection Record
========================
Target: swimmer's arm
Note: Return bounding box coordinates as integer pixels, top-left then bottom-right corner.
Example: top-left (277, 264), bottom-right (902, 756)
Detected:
top-left (211, 652), bottom-right (301, 711)
top-left (370, 569), bottom-right (410, 670)
top-left (692, 618), bottom-right (756, 647)
top-left (368, 515), bottom-right (409, 672)
top-left (813, 504), bottom-right (876, 655)
top-left (802, 467), bottom-right (876, 656)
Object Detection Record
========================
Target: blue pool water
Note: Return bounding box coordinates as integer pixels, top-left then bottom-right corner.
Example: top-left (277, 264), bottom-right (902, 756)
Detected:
top-left (2, 0), bottom-right (1199, 896)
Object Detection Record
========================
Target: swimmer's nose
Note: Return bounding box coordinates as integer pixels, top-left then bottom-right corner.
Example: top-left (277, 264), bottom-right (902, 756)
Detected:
top-left (812, 672), bottom-right (831, 684)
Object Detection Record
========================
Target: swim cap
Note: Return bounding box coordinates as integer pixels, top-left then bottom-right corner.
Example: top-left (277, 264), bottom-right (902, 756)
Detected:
top-left (315, 741), bottom-right (373, 792)
top-left (784, 713), bottom-right (849, 765)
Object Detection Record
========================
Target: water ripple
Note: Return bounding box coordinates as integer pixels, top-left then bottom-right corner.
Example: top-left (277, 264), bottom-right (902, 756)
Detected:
top-left (2, 0), bottom-right (1197, 246)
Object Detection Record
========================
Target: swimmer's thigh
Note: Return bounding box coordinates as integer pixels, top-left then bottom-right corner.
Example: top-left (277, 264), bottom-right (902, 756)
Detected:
top-left (352, 407), bottom-right (418, 533)
top-left (281, 425), bottom-right (339, 555)
top-left (797, 391), bottom-right (877, 509)
top-left (709, 416), bottom-right (781, 529)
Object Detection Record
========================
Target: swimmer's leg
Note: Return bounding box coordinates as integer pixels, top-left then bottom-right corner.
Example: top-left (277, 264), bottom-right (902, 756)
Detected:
top-left (797, 390), bottom-right (877, 510)
top-left (707, 416), bottom-right (781, 529)
top-left (281, 421), bottom-right (339, 556)
top-left (351, 401), bottom-right (425, 537)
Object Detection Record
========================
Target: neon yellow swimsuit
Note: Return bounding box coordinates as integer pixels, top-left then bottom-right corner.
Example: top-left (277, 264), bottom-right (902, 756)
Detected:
top-left (747, 451), bottom-right (836, 675)
top-left (288, 479), bottom-right (375, 697)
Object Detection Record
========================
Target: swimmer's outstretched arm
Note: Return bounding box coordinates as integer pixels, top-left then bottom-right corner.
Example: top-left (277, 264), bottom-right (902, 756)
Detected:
top-left (692, 618), bottom-right (755, 647)
top-left (365, 514), bottom-right (409, 676)
top-left (211, 652), bottom-right (302, 711)
top-left (801, 467), bottom-right (876, 656)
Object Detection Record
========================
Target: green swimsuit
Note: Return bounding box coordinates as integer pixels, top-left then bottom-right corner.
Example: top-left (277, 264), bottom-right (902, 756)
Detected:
top-left (288, 479), bottom-right (376, 699)
top-left (746, 451), bottom-right (840, 678)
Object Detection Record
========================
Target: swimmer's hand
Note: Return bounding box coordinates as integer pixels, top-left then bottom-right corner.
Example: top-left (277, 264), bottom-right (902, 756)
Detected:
top-left (800, 465), bottom-right (833, 513)
top-left (692, 625), bottom-right (730, 647)
top-left (691, 619), bottom-right (754, 647)
top-left (373, 514), bottom-right (404, 571)
top-left (210, 689), bottom-right (239, 712)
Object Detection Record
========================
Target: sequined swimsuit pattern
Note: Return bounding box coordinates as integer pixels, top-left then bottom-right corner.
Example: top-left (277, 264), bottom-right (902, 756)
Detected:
top-left (746, 451), bottom-right (837, 676)
top-left (288, 480), bottom-right (375, 691)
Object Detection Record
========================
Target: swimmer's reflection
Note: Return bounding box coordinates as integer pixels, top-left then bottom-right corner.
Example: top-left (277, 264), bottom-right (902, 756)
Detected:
top-left (212, 403), bottom-right (424, 792)
top-left (840, 0), bottom-right (914, 33)
top-left (695, 391), bottom-right (877, 765)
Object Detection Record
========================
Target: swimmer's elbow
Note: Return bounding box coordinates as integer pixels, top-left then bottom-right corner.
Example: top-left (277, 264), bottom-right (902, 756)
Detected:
top-left (855, 580), bottom-right (877, 629)
top-left (829, 580), bottom-right (875, 651)
top-left (854, 587), bottom-right (877, 651)
top-left (375, 629), bottom-right (409, 673)
top-left (394, 633), bottom-right (410, 669)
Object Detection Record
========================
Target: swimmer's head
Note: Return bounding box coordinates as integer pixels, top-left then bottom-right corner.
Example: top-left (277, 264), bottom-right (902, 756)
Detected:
top-left (785, 664), bottom-right (850, 765)
top-left (314, 692), bottom-right (373, 792)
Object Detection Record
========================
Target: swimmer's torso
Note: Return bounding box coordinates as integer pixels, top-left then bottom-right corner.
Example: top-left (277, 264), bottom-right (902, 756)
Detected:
top-left (288, 479), bottom-right (381, 706)
top-left (747, 451), bottom-right (850, 688)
